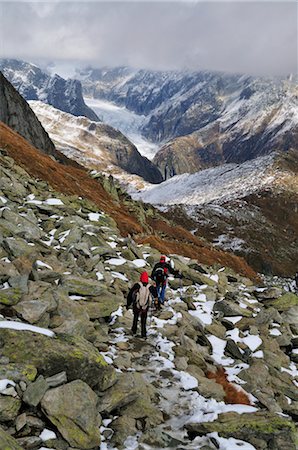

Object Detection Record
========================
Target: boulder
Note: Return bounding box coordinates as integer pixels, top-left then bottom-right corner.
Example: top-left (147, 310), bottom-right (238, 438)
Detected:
top-left (213, 300), bottom-right (252, 317)
top-left (41, 380), bottom-right (101, 449)
top-left (14, 299), bottom-right (52, 324)
top-left (0, 329), bottom-right (116, 390)
top-left (0, 288), bottom-right (22, 306)
top-left (0, 426), bottom-right (23, 450)
top-left (0, 363), bottom-right (37, 383)
top-left (186, 411), bottom-right (297, 450)
top-left (265, 293), bottom-right (298, 311)
top-left (61, 275), bottom-right (106, 296)
top-left (98, 373), bottom-right (139, 414)
top-left (0, 394), bottom-right (21, 421)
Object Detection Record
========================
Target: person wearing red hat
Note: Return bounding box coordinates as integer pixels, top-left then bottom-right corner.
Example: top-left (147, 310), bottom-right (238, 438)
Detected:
top-left (126, 271), bottom-right (157, 338)
top-left (151, 255), bottom-right (181, 307)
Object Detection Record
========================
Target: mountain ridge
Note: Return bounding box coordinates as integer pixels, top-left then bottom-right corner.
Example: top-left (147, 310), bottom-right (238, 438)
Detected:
top-left (0, 58), bottom-right (99, 121)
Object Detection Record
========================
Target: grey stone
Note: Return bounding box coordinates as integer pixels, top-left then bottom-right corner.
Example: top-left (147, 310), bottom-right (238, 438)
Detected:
top-left (15, 413), bottom-right (27, 432)
top-left (41, 380), bottom-right (101, 449)
top-left (16, 436), bottom-right (42, 449)
top-left (0, 287), bottom-right (22, 306)
top-left (0, 426), bottom-right (23, 450)
top-left (0, 394), bottom-right (21, 421)
top-left (46, 371), bottom-right (68, 388)
top-left (23, 375), bottom-right (49, 407)
top-left (97, 373), bottom-right (140, 414)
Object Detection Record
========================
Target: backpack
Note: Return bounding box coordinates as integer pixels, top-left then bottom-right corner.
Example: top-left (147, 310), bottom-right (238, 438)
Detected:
top-left (154, 266), bottom-right (167, 284)
top-left (134, 282), bottom-right (150, 310)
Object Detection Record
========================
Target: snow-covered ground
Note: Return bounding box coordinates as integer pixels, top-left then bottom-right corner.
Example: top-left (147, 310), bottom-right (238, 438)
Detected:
top-left (84, 97), bottom-right (159, 160)
top-left (132, 153), bottom-right (277, 206)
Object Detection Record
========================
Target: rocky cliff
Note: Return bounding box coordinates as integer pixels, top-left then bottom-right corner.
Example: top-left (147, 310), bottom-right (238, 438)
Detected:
top-left (29, 101), bottom-right (163, 185)
top-left (0, 59), bottom-right (99, 121)
top-left (0, 72), bottom-right (57, 158)
top-left (0, 129), bottom-right (297, 450)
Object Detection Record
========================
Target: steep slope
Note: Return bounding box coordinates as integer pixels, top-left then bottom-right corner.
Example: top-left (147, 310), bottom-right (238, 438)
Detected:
top-left (0, 145), bottom-right (297, 450)
top-left (0, 71), bottom-right (56, 157)
top-left (133, 152), bottom-right (298, 276)
top-left (0, 59), bottom-right (99, 121)
top-left (0, 121), bottom-right (257, 280)
top-left (29, 101), bottom-right (163, 184)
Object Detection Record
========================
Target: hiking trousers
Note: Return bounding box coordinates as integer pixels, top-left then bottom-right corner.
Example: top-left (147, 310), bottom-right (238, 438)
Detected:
top-left (132, 306), bottom-right (148, 338)
top-left (156, 283), bottom-right (166, 304)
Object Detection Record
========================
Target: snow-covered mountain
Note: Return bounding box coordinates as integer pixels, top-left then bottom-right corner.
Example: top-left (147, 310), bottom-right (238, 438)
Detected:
top-left (0, 59), bottom-right (99, 121)
top-left (132, 150), bottom-right (298, 276)
top-left (78, 66), bottom-right (297, 178)
top-left (29, 101), bottom-right (163, 185)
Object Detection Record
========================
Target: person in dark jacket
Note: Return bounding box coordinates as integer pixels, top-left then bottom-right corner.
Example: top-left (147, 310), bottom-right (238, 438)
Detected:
top-left (126, 271), bottom-right (157, 338)
top-left (151, 255), bottom-right (181, 307)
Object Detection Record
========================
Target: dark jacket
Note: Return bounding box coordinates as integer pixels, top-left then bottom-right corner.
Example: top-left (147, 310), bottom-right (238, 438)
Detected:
top-left (127, 282), bottom-right (157, 309)
top-left (151, 262), bottom-right (180, 285)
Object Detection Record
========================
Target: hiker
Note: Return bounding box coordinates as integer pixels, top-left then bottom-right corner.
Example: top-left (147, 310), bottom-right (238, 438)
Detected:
top-left (151, 255), bottom-right (181, 307)
top-left (295, 272), bottom-right (298, 293)
top-left (126, 271), bottom-right (158, 339)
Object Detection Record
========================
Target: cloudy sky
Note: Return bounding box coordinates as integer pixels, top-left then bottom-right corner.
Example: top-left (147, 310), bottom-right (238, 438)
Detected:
top-left (0, 1), bottom-right (297, 76)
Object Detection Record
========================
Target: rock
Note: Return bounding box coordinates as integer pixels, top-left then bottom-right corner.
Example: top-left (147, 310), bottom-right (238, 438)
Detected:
top-left (140, 429), bottom-right (184, 447)
top-left (225, 339), bottom-right (249, 362)
top-left (46, 371), bottom-right (68, 388)
top-left (23, 375), bottom-right (49, 407)
top-left (3, 237), bottom-right (37, 259)
top-left (81, 293), bottom-right (123, 318)
top-left (186, 411), bottom-right (297, 450)
top-left (114, 352), bottom-right (132, 370)
top-left (14, 300), bottom-right (51, 324)
top-left (265, 293), bottom-right (298, 311)
top-left (0, 288), bottom-right (22, 306)
top-left (16, 436), bottom-right (42, 449)
top-left (254, 287), bottom-right (283, 300)
top-left (15, 413), bottom-right (27, 432)
top-left (0, 426), bottom-right (23, 450)
top-left (213, 300), bottom-right (252, 317)
top-left (110, 416), bottom-right (137, 449)
top-left (0, 363), bottom-right (37, 383)
top-left (0, 394), bottom-right (21, 421)
top-left (0, 329), bottom-right (116, 390)
top-left (61, 275), bottom-right (107, 296)
top-left (98, 373), bottom-right (140, 414)
top-left (41, 380), bottom-right (101, 449)
top-left (282, 306), bottom-right (298, 334)
top-left (195, 375), bottom-right (226, 402)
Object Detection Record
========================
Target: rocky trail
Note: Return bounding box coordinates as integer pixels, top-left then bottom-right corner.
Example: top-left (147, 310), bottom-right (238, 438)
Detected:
top-left (0, 148), bottom-right (297, 450)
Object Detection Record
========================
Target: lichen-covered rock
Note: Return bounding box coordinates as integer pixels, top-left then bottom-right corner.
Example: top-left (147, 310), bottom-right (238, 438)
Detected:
top-left (0, 329), bottom-right (116, 390)
top-left (266, 293), bottom-right (298, 311)
top-left (0, 288), bottom-right (22, 306)
top-left (61, 275), bottom-right (107, 296)
top-left (0, 426), bottom-right (23, 450)
top-left (186, 411), bottom-right (297, 450)
top-left (41, 380), bottom-right (101, 449)
top-left (0, 395), bottom-right (21, 422)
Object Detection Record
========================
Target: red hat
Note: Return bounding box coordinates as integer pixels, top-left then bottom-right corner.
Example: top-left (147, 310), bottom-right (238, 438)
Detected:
top-left (140, 271), bottom-right (149, 283)
top-left (160, 255), bottom-right (166, 262)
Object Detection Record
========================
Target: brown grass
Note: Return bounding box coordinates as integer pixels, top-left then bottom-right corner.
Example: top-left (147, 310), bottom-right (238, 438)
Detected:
top-left (207, 367), bottom-right (251, 405)
top-left (0, 122), bottom-right (259, 280)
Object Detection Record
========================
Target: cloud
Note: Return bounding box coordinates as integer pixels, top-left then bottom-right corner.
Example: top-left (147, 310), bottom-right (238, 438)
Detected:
top-left (0, 1), bottom-right (297, 76)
